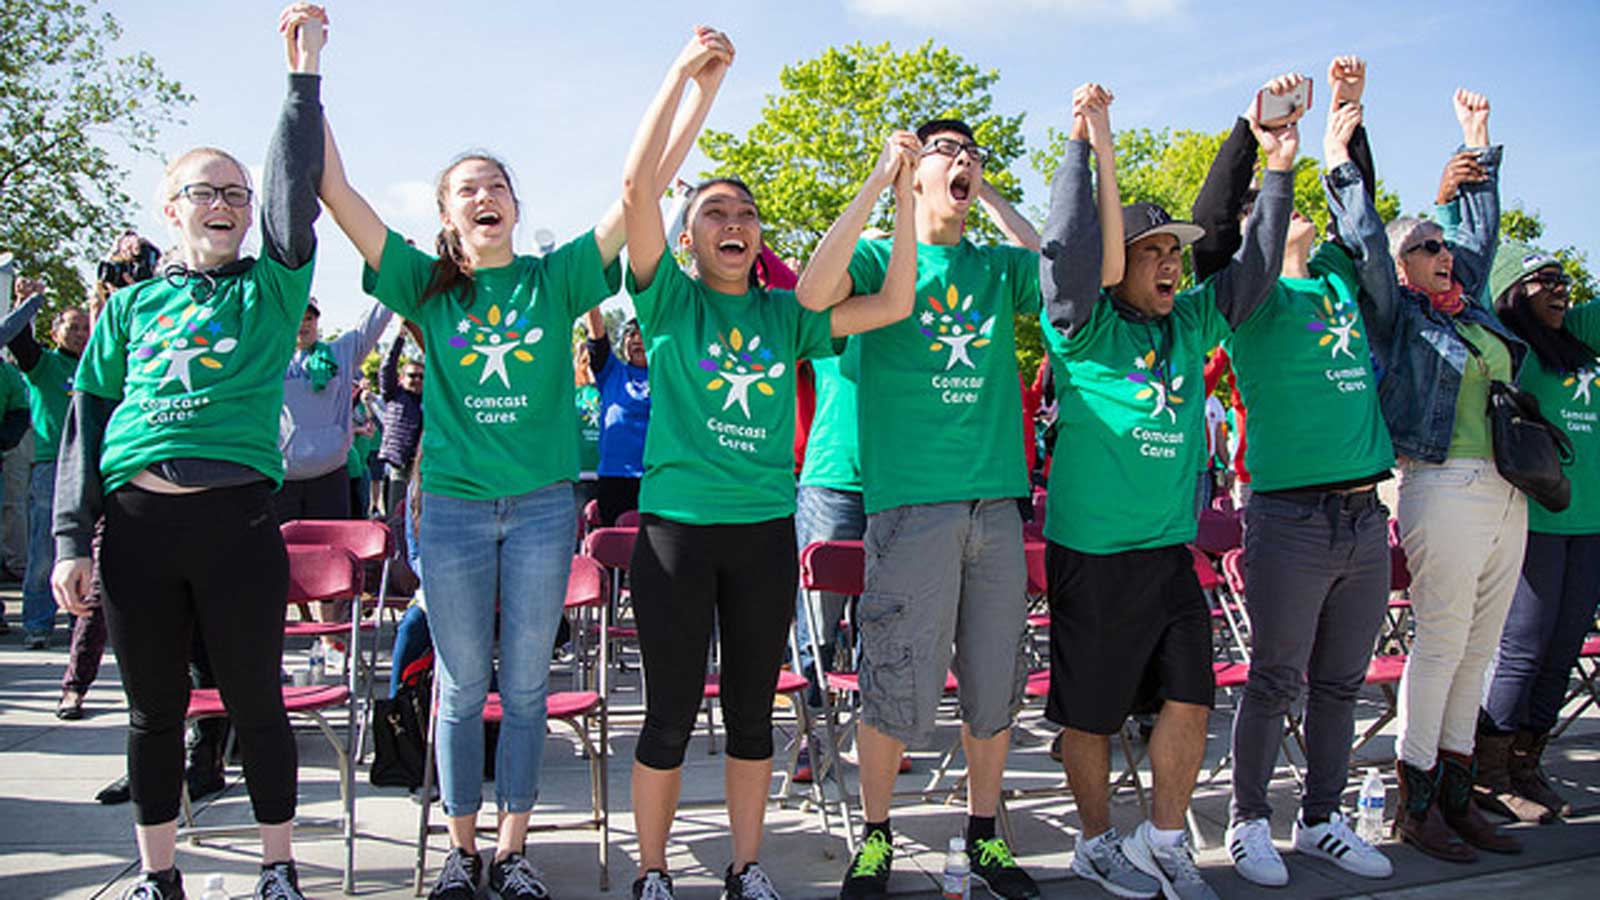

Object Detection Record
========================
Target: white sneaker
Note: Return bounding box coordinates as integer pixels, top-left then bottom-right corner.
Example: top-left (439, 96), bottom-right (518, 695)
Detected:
top-left (1122, 821), bottom-right (1219, 900)
top-left (1293, 811), bottom-right (1393, 879)
top-left (1225, 818), bottom-right (1287, 887)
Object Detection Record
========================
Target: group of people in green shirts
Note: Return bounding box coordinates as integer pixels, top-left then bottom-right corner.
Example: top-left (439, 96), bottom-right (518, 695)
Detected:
top-left (29, 6), bottom-right (1598, 900)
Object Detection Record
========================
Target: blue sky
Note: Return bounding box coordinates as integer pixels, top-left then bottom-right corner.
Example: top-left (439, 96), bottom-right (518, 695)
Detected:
top-left (103, 0), bottom-right (1600, 329)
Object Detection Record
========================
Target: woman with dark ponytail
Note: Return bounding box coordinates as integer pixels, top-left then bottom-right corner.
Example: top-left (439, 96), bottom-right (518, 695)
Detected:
top-left (1475, 241), bottom-right (1600, 824)
top-left (314, 21), bottom-right (726, 900)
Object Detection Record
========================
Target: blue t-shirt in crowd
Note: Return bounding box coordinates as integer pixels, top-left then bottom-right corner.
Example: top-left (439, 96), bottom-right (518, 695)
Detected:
top-left (596, 353), bottom-right (650, 478)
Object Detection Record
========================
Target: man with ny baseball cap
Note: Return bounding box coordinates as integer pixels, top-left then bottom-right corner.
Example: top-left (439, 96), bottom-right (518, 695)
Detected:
top-left (1036, 80), bottom-right (1298, 899)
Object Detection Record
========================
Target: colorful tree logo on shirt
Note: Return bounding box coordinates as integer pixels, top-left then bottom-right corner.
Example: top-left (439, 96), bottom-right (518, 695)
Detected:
top-left (917, 285), bottom-right (995, 371)
top-left (449, 304), bottom-right (542, 389)
top-left (698, 327), bottom-right (785, 418)
top-left (1564, 363), bottom-right (1598, 406)
top-left (132, 303), bottom-right (238, 392)
top-left (1305, 293), bottom-right (1361, 360)
top-left (578, 389), bottom-right (600, 427)
top-left (1126, 351), bottom-right (1184, 424)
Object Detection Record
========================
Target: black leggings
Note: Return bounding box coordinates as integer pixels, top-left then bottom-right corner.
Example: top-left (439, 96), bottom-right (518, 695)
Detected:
top-left (630, 514), bottom-right (797, 769)
top-left (101, 482), bottom-right (296, 826)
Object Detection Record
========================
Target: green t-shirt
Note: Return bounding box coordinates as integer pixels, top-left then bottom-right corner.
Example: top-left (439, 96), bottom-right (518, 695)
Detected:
top-left (1522, 303), bottom-right (1600, 533)
top-left (1044, 287), bottom-right (1231, 554)
top-left (1448, 322), bottom-right (1514, 460)
top-left (1229, 244), bottom-right (1394, 491)
top-left (848, 237), bottom-right (1040, 514)
top-left (627, 250), bottom-right (834, 524)
top-left (799, 349), bottom-right (861, 492)
top-left (362, 229), bottom-right (619, 500)
top-left (75, 254), bottom-right (313, 492)
top-left (0, 360), bottom-right (28, 414)
top-left (23, 349), bottom-right (78, 462)
top-left (576, 382), bottom-right (601, 475)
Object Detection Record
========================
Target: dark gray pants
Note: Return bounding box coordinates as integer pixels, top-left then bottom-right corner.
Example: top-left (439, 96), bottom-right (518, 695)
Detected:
top-left (1229, 489), bottom-right (1391, 823)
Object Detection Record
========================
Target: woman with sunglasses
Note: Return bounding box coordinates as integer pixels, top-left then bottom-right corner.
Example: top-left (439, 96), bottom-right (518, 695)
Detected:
top-left (1325, 88), bottom-right (1525, 862)
top-left (49, 7), bottom-right (327, 898)
top-left (1473, 243), bottom-right (1598, 823)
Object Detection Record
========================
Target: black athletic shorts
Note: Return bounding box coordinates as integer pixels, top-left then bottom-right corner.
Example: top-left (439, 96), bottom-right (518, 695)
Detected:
top-left (1044, 541), bottom-right (1215, 734)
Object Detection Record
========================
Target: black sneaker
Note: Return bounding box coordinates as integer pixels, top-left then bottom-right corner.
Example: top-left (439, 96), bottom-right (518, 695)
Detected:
top-left (839, 831), bottom-right (893, 899)
top-left (722, 862), bottom-right (781, 899)
top-left (121, 870), bottom-right (185, 900)
top-left (430, 847), bottom-right (485, 900)
top-left (97, 774), bottom-right (131, 804)
top-left (632, 869), bottom-right (673, 900)
top-left (968, 837), bottom-right (1040, 899)
top-left (489, 852), bottom-right (550, 899)
top-left (255, 862), bottom-right (305, 900)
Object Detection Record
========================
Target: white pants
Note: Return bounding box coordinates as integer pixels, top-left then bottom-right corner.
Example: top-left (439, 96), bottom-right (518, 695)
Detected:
top-left (1396, 458), bottom-right (1527, 769)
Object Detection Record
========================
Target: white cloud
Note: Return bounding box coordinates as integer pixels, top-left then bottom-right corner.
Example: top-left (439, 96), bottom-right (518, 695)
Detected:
top-left (846, 0), bottom-right (1186, 28)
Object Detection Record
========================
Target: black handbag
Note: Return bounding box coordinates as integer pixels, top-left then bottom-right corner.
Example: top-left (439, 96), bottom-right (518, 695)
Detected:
top-left (1455, 327), bottom-right (1575, 512)
top-left (370, 658), bottom-right (431, 789)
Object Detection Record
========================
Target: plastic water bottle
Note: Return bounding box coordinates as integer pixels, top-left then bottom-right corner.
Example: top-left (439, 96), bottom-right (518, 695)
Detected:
top-left (1357, 767), bottom-right (1386, 844)
top-left (199, 873), bottom-right (228, 900)
top-left (307, 641), bottom-right (326, 685)
top-left (942, 836), bottom-right (970, 900)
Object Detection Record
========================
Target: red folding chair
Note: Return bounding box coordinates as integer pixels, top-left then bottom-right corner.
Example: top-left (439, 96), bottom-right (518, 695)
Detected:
top-left (413, 555), bottom-right (613, 893)
top-left (281, 519), bottom-right (395, 763)
top-left (179, 544), bottom-right (364, 894)
top-left (583, 526), bottom-right (639, 683)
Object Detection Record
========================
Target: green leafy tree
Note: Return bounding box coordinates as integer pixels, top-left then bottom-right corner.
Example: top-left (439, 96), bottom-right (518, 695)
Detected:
top-left (699, 40), bottom-right (1027, 262)
top-left (1, 0), bottom-right (192, 328)
top-left (1499, 205), bottom-right (1595, 305)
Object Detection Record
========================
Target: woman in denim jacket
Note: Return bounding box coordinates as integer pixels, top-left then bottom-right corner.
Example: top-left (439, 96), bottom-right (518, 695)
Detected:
top-left (1325, 89), bottom-right (1526, 863)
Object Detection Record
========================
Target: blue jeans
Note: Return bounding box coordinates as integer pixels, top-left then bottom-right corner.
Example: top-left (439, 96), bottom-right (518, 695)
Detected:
top-left (1483, 531), bottom-right (1600, 733)
top-left (419, 482), bottom-right (574, 816)
top-left (793, 485), bottom-right (865, 707)
top-left (22, 461), bottom-right (57, 635)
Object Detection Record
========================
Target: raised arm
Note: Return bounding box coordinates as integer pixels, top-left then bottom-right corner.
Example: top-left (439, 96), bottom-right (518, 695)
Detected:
top-left (2, 285), bottom-right (46, 371)
top-left (338, 297), bottom-right (395, 360)
top-left (262, 3), bottom-right (326, 271)
top-left (1040, 83), bottom-right (1113, 338)
top-left (828, 139), bottom-right (919, 336)
top-left (584, 307), bottom-right (611, 375)
top-left (379, 333), bottom-right (404, 402)
top-left (1323, 101), bottom-right (1399, 354)
top-left (1447, 89), bottom-right (1500, 299)
top-left (595, 49), bottom-right (729, 267)
top-left (794, 131), bottom-right (921, 312)
top-left (977, 181), bottom-right (1040, 252)
top-left (1191, 118), bottom-right (1258, 283)
top-left (622, 27), bottom-right (734, 291)
top-left (1207, 75), bottom-right (1302, 327)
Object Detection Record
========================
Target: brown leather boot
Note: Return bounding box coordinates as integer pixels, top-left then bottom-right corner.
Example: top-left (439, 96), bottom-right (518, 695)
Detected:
top-left (1474, 728), bottom-right (1553, 823)
top-left (1510, 729), bottom-right (1572, 819)
top-left (1439, 750), bottom-right (1522, 854)
top-left (1394, 760), bottom-right (1476, 862)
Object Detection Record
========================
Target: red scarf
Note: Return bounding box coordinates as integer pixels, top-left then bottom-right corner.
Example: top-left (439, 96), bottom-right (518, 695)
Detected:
top-left (1426, 281), bottom-right (1465, 316)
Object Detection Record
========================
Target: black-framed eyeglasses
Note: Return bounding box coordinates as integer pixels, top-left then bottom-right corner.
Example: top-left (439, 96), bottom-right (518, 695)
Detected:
top-left (921, 138), bottom-right (991, 165)
top-left (1403, 239), bottom-right (1448, 256)
top-left (172, 183), bottom-right (253, 208)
